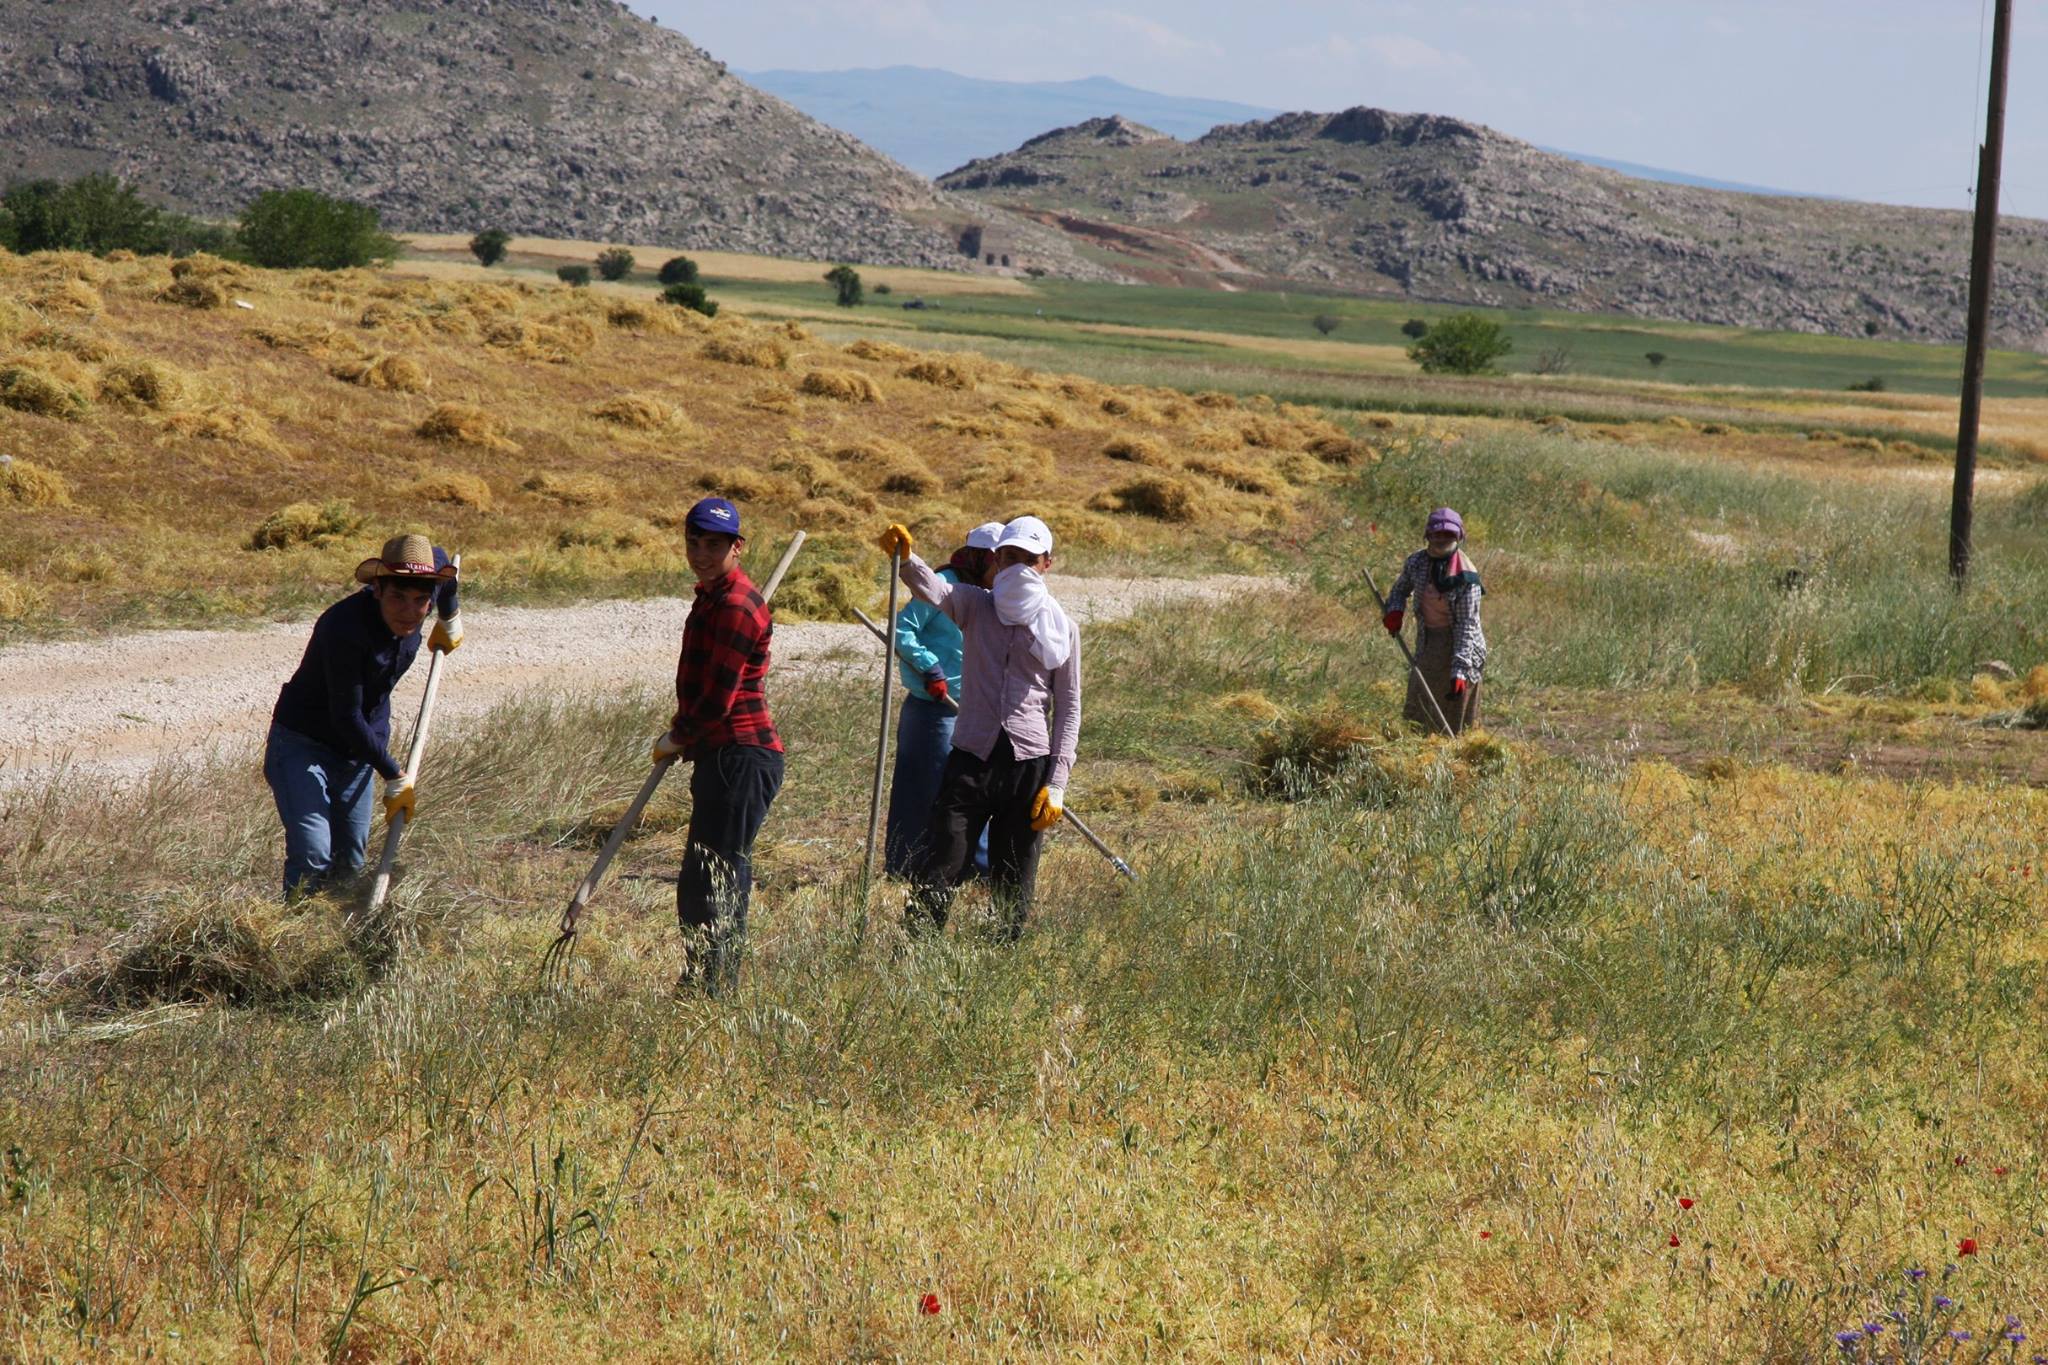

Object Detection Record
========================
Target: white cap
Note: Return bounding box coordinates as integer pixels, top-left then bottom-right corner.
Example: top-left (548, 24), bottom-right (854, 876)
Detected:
top-left (995, 514), bottom-right (1053, 556)
top-left (965, 521), bottom-right (1005, 551)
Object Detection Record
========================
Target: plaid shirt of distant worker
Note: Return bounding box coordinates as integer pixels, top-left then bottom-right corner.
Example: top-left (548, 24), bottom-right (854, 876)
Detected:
top-left (1385, 548), bottom-right (1488, 682)
top-left (669, 566), bottom-right (782, 758)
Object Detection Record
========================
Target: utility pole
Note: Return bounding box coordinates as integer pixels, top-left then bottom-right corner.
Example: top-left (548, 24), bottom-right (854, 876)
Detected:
top-left (1950, 0), bottom-right (2014, 585)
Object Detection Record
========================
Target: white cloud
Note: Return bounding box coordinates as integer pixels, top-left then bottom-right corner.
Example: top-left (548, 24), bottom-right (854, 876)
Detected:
top-left (1089, 9), bottom-right (1224, 59)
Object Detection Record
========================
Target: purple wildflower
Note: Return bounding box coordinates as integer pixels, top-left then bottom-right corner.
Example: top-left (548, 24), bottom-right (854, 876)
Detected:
top-left (1906, 1267), bottom-right (1928, 1281)
top-left (1862, 1322), bottom-right (1884, 1336)
top-left (2011, 1316), bottom-right (2026, 1330)
top-left (2012, 1332), bottom-right (2030, 1345)
top-left (1833, 1330), bottom-right (1860, 1351)
top-left (1934, 1296), bottom-right (1955, 1311)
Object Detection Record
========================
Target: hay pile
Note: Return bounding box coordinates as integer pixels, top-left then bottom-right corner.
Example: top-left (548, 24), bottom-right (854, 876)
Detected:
top-left (418, 402), bottom-right (515, 450)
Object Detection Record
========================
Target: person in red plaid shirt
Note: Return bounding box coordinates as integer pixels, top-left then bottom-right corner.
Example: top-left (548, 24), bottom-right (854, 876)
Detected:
top-left (652, 496), bottom-right (783, 994)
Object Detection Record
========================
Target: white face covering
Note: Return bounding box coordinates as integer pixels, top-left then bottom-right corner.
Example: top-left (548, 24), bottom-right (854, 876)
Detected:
top-left (1426, 536), bottom-right (1460, 560)
top-left (992, 563), bottom-right (1074, 670)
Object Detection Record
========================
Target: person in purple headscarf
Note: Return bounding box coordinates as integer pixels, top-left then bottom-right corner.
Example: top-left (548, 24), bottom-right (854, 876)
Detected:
top-left (1380, 507), bottom-right (1488, 733)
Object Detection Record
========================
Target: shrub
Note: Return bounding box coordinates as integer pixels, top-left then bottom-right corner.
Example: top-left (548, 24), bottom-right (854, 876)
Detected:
top-left (825, 263), bottom-right (863, 307)
top-left (556, 264), bottom-right (592, 287)
top-left (874, 282), bottom-right (893, 295)
top-left (0, 364), bottom-right (87, 419)
top-left (595, 247), bottom-right (635, 282)
top-left (237, 188), bottom-right (401, 269)
top-left (469, 229), bottom-right (511, 267)
top-left (1312, 313), bottom-right (1341, 336)
top-left (1400, 318), bottom-right (1429, 339)
top-left (661, 282), bottom-right (717, 316)
top-left (0, 456), bottom-right (72, 507)
top-left (248, 499), bottom-right (360, 550)
top-left (799, 369), bottom-right (881, 403)
top-left (1847, 376), bottom-right (1888, 392)
top-left (1407, 313), bottom-right (1513, 375)
top-left (1644, 351), bottom-right (1668, 369)
top-left (658, 255), bottom-right (700, 286)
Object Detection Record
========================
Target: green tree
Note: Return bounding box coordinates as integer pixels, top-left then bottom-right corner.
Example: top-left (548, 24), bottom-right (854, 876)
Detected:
top-left (1400, 318), bottom-right (1429, 340)
top-left (596, 247), bottom-right (635, 281)
top-left (469, 229), bottom-right (511, 267)
top-left (556, 264), bottom-right (592, 287)
top-left (1, 175), bottom-right (170, 255)
top-left (236, 189), bottom-right (400, 269)
top-left (825, 263), bottom-right (863, 308)
top-left (1406, 313), bottom-right (1513, 375)
top-left (1645, 351), bottom-right (1668, 370)
top-left (662, 282), bottom-right (718, 317)
top-left (1312, 313), bottom-right (1341, 337)
top-left (657, 255), bottom-right (699, 286)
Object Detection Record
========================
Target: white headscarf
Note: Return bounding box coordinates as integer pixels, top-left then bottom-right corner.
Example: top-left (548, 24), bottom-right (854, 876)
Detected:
top-left (992, 563), bottom-right (1074, 670)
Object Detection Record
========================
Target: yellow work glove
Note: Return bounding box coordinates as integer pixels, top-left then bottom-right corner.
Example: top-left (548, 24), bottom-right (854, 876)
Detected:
top-left (651, 732), bottom-right (687, 766)
top-left (1029, 785), bottom-right (1065, 833)
top-left (876, 523), bottom-right (913, 559)
top-left (428, 613), bottom-right (463, 653)
top-left (382, 777), bottom-right (416, 825)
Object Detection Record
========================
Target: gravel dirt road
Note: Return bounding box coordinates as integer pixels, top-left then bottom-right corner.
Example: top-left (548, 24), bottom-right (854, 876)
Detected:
top-left (1, 575), bottom-right (1278, 783)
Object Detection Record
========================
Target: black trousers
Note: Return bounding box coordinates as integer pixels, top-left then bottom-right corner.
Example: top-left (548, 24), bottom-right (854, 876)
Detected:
top-left (909, 732), bottom-right (1051, 940)
top-left (678, 745), bottom-right (784, 983)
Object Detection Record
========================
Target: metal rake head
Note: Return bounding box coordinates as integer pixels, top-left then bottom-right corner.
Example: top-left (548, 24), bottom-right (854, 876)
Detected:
top-left (539, 925), bottom-right (579, 991)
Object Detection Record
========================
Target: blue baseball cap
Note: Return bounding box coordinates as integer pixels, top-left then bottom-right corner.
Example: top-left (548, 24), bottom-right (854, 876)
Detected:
top-left (685, 496), bottom-right (742, 535)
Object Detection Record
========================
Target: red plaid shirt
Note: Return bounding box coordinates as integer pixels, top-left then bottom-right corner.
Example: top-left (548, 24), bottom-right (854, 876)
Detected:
top-left (668, 567), bottom-right (781, 758)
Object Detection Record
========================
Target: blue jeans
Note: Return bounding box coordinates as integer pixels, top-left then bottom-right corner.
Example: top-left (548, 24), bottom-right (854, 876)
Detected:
top-left (885, 695), bottom-right (989, 879)
top-left (263, 722), bottom-right (376, 899)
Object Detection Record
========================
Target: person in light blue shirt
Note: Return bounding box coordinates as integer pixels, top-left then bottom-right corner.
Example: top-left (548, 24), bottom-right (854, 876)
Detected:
top-left (884, 521), bottom-right (999, 877)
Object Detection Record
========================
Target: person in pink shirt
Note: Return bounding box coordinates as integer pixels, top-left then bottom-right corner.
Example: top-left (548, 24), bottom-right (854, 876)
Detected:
top-left (877, 514), bottom-right (1080, 943)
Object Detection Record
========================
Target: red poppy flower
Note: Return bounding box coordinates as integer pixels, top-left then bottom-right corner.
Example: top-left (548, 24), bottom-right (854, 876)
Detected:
top-left (1668, 1234), bottom-right (1680, 1247)
top-left (1479, 1230), bottom-right (1492, 1240)
top-left (1678, 1198), bottom-right (1694, 1210)
top-left (920, 1293), bottom-right (942, 1316)
top-left (1958, 1238), bottom-right (1979, 1257)
top-left (1996, 1166), bottom-right (2010, 1176)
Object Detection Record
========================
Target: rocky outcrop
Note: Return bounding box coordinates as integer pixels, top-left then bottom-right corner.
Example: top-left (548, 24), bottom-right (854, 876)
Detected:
top-left (941, 108), bottom-right (2048, 346)
top-left (0, 0), bottom-right (1107, 276)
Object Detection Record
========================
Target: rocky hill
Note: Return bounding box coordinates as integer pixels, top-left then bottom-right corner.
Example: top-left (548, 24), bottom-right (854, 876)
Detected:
top-left (940, 110), bottom-right (2048, 347)
top-left (0, 0), bottom-right (1100, 275)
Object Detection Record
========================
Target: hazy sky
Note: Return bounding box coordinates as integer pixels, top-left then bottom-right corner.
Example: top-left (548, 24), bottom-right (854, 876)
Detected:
top-left (637, 1), bottom-right (2048, 218)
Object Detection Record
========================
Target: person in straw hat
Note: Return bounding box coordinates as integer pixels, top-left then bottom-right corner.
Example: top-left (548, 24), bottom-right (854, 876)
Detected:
top-left (878, 513), bottom-right (1080, 943)
top-left (1380, 506), bottom-right (1487, 734)
top-left (882, 519), bottom-right (1000, 880)
top-left (264, 533), bottom-right (460, 898)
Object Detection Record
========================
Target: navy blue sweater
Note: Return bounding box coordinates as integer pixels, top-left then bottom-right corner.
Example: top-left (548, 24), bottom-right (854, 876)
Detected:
top-left (271, 567), bottom-right (459, 780)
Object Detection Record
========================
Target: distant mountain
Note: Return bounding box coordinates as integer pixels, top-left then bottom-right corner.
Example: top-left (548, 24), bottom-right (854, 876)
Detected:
top-left (1540, 150), bottom-right (1813, 200)
top-left (0, 1), bottom-right (1105, 274)
top-left (939, 109), bottom-right (2048, 346)
top-left (740, 66), bottom-right (1279, 177)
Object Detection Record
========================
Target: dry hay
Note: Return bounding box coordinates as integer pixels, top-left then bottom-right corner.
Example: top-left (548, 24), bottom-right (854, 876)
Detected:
top-left (98, 359), bottom-right (190, 411)
top-left (744, 383), bottom-right (799, 415)
top-left (522, 471), bottom-right (617, 506)
top-left (556, 510), bottom-right (655, 550)
top-left (160, 404), bottom-right (278, 449)
top-left (1099, 394), bottom-right (1162, 424)
top-left (830, 439), bottom-right (939, 495)
top-left (248, 499), bottom-right (360, 551)
top-left (957, 443), bottom-right (1054, 493)
top-left (694, 467), bottom-right (800, 505)
top-left (799, 368), bottom-right (882, 404)
top-left (358, 300), bottom-right (421, 333)
top-left (605, 300), bottom-right (687, 335)
top-left (24, 325), bottom-right (114, 363)
top-left (1182, 453), bottom-right (1288, 496)
top-left (0, 362), bottom-right (88, 420)
top-left (900, 355), bottom-right (980, 390)
top-left (1305, 433), bottom-right (1359, 464)
top-left (993, 397), bottom-right (1068, 429)
top-left (590, 393), bottom-right (684, 431)
top-left (1103, 436), bottom-right (1172, 467)
top-left (1238, 416), bottom-right (1301, 450)
top-left (24, 251), bottom-right (109, 286)
top-left (78, 890), bottom-right (364, 1008)
top-left (779, 320), bottom-right (812, 341)
top-left (157, 274), bottom-right (227, 310)
top-left (0, 569), bottom-right (46, 621)
top-left (169, 253), bottom-right (248, 284)
top-left (1193, 390), bottom-right (1238, 410)
top-left (1188, 424), bottom-right (1246, 454)
top-left (403, 471), bottom-right (493, 511)
top-left (769, 558), bottom-right (874, 622)
top-left (29, 278), bottom-right (105, 317)
top-left (418, 402), bottom-right (516, 451)
top-left (772, 451), bottom-right (877, 511)
top-left (930, 412), bottom-right (1012, 439)
top-left (1276, 451), bottom-right (1335, 485)
top-left (702, 335), bottom-right (791, 370)
top-left (249, 321), bottom-right (360, 357)
top-left (0, 456), bottom-right (73, 508)
top-left (844, 337), bottom-right (915, 363)
top-left (330, 354), bottom-right (429, 393)
top-left (1091, 474), bottom-right (1205, 522)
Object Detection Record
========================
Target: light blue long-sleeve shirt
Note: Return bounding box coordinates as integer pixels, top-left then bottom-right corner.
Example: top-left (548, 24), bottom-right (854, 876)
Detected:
top-left (895, 565), bottom-right (964, 694)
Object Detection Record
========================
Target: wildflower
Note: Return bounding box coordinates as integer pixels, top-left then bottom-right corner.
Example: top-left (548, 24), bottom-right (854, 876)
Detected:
top-left (1834, 1330), bottom-right (1861, 1351)
top-left (1669, 1234), bottom-right (1680, 1247)
top-left (919, 1293), bottom-right (941, 1316)
top-left (1479, 1230), bottom-right (1491, 1240)
top-left (1906, 1267), bottom-right (1928, 1281)
top-left (2012, 1332), bottom-right (2030, 1345)
top-left (1935, 1296), bottom-right (1956, 1311)
top-left (1951, 1329), bottom-right (1972, 1341)
top-left (1996, 1166), bottom-right (2009, 1176)
top-left (1678, 1197), bottom-right (1694, 1210)
top-left (1862, 1321), bottom-right (1883, 1336)
top-left (1956, 1155), bottom-right (1969, 1167)
top-left (1959, 1238), bottom-right (1980, 1256)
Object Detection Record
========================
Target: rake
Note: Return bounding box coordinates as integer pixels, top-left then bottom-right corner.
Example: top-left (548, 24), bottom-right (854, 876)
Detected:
top-left (848, 605), bottom-right (1137, 883)
top-left (1362, 563), bottom-right (1458, 740)
top-left (544, 530), bottom-right (805, 988)
top-left (363, 553), bottom-right (459, 916)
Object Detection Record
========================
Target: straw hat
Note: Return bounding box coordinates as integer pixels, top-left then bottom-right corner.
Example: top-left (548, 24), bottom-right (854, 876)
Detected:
top-left (354, 533), bottom-right (455, 585)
